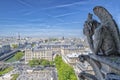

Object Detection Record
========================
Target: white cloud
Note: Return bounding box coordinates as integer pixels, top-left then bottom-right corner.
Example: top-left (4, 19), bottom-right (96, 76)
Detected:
top-left (16, 0), bottom-right (32, 7)
top-left (41, 1), bottom-right (88, 10)
top-left (23, 11), bottom-right (34, 16)
top-left (54, 2), bottom-right (84, 8)
top-left (55, 21), bottom-right (82, 25)
top-left (55, 12), bottom-right (81, 18)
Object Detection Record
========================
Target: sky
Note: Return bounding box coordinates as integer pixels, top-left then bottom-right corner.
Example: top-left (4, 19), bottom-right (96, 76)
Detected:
top-left (0, 0), bottom-right (120, 38)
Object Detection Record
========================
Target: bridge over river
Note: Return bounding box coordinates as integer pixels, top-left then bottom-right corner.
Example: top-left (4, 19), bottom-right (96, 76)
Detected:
top-left (0, 48), bottom-right (24, 61)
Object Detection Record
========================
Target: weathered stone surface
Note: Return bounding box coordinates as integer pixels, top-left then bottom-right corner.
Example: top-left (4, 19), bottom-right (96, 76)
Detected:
top-left (78, 72), bottom-right (97, 80)
top-left (78, 54), bottom-right (120, 80)
top-left (105, 73), bottom-right (120, 80)
top-left (78, 6), bottom-right (120, 80)
top-left (93, 6), bottom-right (120, 54)
top-left (78, 54), bottom-right (104, 80)
top-left (89, 54), bottom-right (120, 71)
top-left (83, 6), bottom-right (120, 56)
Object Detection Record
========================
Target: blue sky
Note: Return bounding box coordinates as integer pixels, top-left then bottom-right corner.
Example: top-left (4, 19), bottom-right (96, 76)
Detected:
top-left (0, 0), bottom-right (120, 37)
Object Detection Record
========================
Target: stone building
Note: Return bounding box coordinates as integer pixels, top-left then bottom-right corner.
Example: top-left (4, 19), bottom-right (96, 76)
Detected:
top-left (25, 47), bottom-right (53, 63)
top-left (0, 44), bottom-right (11, 56)
top-left (61, 46), bottom-right (87, 66)
top-left (18, 67), bottom-right (57, 80)
top-left (37, 43), bottom-right (71, 54)
top-left (61, 47), bottom-right (85, 55)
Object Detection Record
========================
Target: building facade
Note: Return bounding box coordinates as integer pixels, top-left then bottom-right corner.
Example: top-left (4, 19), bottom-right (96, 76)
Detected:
top-left (25, 48), bottom-right (53, 63)
top-left (0, 44), bottom-right (11, 56)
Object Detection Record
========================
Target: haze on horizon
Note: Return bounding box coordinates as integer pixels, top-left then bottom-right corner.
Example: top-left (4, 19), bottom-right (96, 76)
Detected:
top-left (0, 0), bottom-right (120, 37)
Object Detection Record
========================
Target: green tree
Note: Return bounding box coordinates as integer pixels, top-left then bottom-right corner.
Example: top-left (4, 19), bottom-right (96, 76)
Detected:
top-left (11, 74), bottom-right (19, 80)
top-left (50, 61), bottom-right (54, 66)
top-left (55, 55), bottom-right (77, 80)
top-left (12, 44), bottom-right (18, 49)
top-left (31, 44), bottom-right (35, 47)
top-left (29, 60), bottom-right (34, 67)
top-left (0, 67), bottom-right (13, 75)
top-left (28, 58), bottom-right (54, 67)
top-left (41, 59), bottom-right (50, 66)
top-left (15, 52), bottom-right (24, 60)
top-left (29, 58), bottom-right (39, 67)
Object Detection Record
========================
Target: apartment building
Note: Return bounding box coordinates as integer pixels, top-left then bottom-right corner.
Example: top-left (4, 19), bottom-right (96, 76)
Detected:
top-left (25, 47), bottom-right (53, 63)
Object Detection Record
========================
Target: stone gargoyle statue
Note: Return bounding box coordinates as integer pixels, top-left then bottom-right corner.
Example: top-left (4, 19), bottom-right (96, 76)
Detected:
top-left (83, 6), bottom-right (120, 56)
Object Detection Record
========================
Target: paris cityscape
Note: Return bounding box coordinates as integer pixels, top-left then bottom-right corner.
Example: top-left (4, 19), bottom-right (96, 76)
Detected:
top-left (0, 0), bottom-right (120, 80)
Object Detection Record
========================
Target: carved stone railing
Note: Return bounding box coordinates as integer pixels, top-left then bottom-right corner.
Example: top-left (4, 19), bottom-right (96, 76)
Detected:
top-left (78, 53), bottom-right (120, 80)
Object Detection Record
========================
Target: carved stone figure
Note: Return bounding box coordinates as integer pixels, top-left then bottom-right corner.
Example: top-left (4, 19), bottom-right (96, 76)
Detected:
top-left (83, 6), bottom-right (120, 56)
top-left (78, 6), bottom-right (120, 80)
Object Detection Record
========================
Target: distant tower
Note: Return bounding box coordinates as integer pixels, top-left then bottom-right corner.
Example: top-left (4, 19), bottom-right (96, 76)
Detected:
top-left (62, 36), bottom-right (64, 40)
top-left (18, 33), bottom-right (20, 40)
top-left (18, 33), bottom-right (21, 48)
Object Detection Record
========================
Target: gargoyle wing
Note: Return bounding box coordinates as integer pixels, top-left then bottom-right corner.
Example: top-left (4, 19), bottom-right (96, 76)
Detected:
top-left (93, 6), bottom-right (120, 53)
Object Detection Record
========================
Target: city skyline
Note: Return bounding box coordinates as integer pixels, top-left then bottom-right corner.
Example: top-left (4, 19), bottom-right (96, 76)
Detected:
top-left (0, 0), bottom-right (120, 37)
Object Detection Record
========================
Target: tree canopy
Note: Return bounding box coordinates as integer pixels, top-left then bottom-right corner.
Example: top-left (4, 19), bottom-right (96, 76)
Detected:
top-left (12, 44), bottom-right (18, 49)
top-left (55, 55), bottom-right (77, 80)
top-left (15, 52), bottom-right (24, 60)
top-left (28, 58), bottom-right (54, 67)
